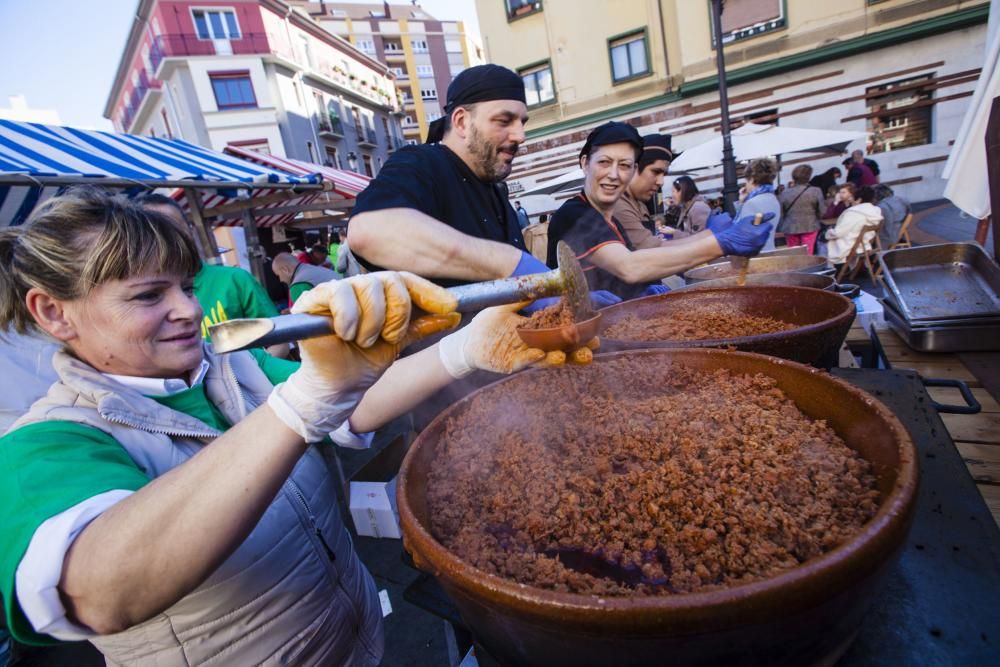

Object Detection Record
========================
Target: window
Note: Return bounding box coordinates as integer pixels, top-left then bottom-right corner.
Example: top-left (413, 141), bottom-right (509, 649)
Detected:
top-left (401, 91), bottom-right (413, 103)
top-left (362, 154), bottom-right (373, 177)
top-left (384, 41), bottom-right (403, 53)
top-left (420, 88), bottom-right (437, 100)
top-left (192, 9), bottom-right (240, 40)
top-left (209, 71), bottom-right (257, 109)
top-left (307, 140), bottom-right (317, 163)
top-left (415, 65), bottom-right (434, 77)
top-left (330, 9), bottom-right (347, 17)
top-left (866, 75), bottom-right (934, 154)
top-left (299, 35), bottom-right (313, 68)
top-left (519, 62), bottom-right (555, 107)
top-left (403, 115), bottom-right (416, 126)
top-left (406, 138), bottom-right (419, 146)
top-left (160, 109), bottom-right (173, 138)
top-left (411, 39), bottom-right (428, 53)
top-left (325, 146), bottom-right (340, 168)
top-left (714, 0), bottom-right (785, 45)
top-left (356, 39), bottom-right (375, 55)
top-left (426, 111), bottom-right (442, 121)
top-left (506, 0), bottom-right (542, 21)
top-left (228, 138), bottom-right (270, 153)
top-left (389, 67), bottom-right (405, 77)
top-left (609, 31), bottom-right (649, 83)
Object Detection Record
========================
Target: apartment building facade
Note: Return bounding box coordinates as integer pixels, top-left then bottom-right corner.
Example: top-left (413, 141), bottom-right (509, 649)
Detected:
top-left (105, 0), bottom-right (406, 178)
top-left (293, 1), bottom-right (485, 143)
top-left (475, 0), bottom-right (990, 205)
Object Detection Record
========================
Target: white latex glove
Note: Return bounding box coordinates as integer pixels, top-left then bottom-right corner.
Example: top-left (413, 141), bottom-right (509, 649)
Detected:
top-left (269, 272), bottom-right (459, 441)
top-left (437, 301), bottom-right (600, 378)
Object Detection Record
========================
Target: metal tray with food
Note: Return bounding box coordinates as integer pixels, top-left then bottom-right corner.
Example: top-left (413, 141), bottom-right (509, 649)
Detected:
top-left (883, 297), bottom-right (1000, 352)
top-left (878, 243), bottom-right (1000, 323)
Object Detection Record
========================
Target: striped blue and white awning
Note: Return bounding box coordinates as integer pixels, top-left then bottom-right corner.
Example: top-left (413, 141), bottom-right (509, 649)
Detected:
top-left (0, 120), bottom-right (322, 227)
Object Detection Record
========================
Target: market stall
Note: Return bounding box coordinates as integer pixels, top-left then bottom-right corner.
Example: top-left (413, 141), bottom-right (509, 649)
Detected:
top-left (0, 119), bottom-right (327, 281)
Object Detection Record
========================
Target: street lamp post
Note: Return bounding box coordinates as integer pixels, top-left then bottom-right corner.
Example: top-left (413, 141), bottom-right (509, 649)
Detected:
top-left (347, 151), bottom-right (359, 173)
top-left (710, 0), bottom-right (739, 216)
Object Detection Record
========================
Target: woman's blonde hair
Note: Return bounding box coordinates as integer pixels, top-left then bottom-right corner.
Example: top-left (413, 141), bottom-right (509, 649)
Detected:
top-left (0, 187), bottom-right (201, 334)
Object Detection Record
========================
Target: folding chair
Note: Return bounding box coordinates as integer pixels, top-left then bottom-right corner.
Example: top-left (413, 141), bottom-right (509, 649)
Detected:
top-left (891, 213), bottom-right (914, 249)
top-left (873, 212), bottom-right (915, 281)
top-left (836, 224), bottom-right (883, 283)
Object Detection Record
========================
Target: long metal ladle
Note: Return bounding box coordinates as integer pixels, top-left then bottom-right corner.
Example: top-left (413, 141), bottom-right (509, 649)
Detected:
top-left (208, 241), bottom-right (592, 354)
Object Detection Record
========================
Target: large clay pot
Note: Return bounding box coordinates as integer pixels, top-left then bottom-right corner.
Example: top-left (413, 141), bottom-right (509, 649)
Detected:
top-left (398, 349), bottom-right (918, 667)
top-left (598, 286), bottom-right (856, 367)
top-left (677, 271), bottom-right (861, 299)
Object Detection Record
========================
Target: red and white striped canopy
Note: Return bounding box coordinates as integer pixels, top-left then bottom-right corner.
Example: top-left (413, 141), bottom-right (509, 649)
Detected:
top-left (224, 146), bottom-right (372, 198)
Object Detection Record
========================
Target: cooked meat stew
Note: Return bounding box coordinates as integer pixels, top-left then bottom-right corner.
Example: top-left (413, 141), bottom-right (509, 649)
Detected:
top-left (427, 358), bottom-right (879, 596)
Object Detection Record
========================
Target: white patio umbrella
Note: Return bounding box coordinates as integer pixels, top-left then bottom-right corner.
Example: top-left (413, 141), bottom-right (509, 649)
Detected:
top-left (668, 123), bottom-right (866, 173)
top-left (518, 167), bottom-right (584, 196)
top-left (942, 3), bottom-right (999, 219)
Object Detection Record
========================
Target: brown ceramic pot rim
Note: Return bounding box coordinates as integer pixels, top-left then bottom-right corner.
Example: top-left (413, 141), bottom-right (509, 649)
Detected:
top-left (599, 286), bottom-right (856, 347)
top-left (398, 348), bottom-right (918, 624)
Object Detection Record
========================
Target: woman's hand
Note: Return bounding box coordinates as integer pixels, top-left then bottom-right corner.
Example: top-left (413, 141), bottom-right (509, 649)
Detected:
top-left (269, 272), bottom-right (460, 441)
top-left (438, 302), bottom-right (597, 377)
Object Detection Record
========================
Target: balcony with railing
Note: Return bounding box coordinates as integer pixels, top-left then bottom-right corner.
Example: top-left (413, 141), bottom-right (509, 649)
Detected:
top-left (149, 33), bottom-right (273, 72)
top-left (317, 110), bottom-right (345, 139)
top-left (119, 68), bottom-right (160, 131)
top-left (357, 121), bottom-right (378, 147)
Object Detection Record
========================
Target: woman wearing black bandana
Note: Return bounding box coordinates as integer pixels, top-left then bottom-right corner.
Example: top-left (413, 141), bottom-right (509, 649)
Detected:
top-left (546, 122), bottom-right (775, 301)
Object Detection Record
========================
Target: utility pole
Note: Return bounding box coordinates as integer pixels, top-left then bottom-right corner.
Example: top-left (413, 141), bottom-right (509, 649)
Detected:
top-left (710, 0), bottom-right (739, 216)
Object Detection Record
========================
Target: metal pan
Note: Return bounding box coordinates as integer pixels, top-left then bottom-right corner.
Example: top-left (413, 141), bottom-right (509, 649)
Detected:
top-left (883, 298), bottom-right (1000, 352)
top-left (881, 292), bottom-right (1000, 328)
top-left (878, 242), bottom-right (1000, 323)
top-left (706, 245), bottom-right (809, 264)
top-left (678, 271), bottom-right (860, 299)
top-left (684, 254), bottom-right (830, 283)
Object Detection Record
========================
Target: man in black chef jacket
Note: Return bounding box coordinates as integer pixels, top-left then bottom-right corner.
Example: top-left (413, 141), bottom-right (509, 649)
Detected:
top-left (347, 64), bottom-right (616, 306)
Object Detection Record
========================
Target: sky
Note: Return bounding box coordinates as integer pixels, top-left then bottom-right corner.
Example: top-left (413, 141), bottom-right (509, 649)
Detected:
top-left (0, 0), bottom-right (482, 131)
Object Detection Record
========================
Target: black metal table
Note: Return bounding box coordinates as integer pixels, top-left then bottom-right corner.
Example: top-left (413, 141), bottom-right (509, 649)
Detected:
top-left (403, 369), bottom-right (1000, 665)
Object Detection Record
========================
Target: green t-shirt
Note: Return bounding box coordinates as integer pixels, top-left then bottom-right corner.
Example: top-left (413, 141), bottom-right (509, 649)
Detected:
top-left (0, 354), bottom-right (298, 645)
top-left (193, 264), bottom-right (279, 340)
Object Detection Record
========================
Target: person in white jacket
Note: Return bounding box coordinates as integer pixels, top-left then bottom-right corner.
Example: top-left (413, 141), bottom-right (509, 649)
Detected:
top-left (825, 184), bottom-right (883, 266)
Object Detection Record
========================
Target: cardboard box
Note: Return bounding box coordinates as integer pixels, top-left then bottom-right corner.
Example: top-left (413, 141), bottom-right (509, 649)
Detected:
top-left (348, 434), bottom-right (410, 539)
top-left (854, 290), bottom-right (885, 333)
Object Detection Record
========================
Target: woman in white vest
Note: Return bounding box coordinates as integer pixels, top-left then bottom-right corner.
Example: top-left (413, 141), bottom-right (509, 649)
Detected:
top-left (0, 189), bottom-right (567, 666)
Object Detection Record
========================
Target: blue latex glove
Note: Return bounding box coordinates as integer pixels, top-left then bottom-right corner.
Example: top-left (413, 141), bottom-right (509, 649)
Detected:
top-left (706, 211), bottom-right (733, 233)
top-left (590, 290), bottom-right (621, 308)
top-left (510, 250), bottom-right (551, 277)
top-left (711, 212), bottom-right (776, 256)
top-left (641, 284), bottom-right (670, 296)
top-left (511, 252), bottom-right (621, 313)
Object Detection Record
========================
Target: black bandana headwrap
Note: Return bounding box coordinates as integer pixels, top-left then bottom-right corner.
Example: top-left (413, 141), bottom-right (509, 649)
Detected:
top-left (578, 121), bottom-right (643, 160)
top-left (425, 64), bottom-right (527, 144)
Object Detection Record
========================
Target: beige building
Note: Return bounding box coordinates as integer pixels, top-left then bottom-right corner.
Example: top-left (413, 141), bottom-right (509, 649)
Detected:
top-left (475, 0), bottom-right (990, 205)
top-left (293, 1), bottom-right (485, 143)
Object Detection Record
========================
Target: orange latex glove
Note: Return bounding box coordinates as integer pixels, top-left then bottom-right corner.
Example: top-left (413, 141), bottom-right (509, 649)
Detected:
top-left (437, 302), bottom-right (598, 377)
top-left (269, 272), bottom-right (459, 441)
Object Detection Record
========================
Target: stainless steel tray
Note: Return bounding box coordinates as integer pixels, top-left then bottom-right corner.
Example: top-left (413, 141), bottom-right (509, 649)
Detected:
top-left (881, 292), bottom-right (1000, 328)
top-left (878, 243), bottom-right (1000, 323)
top-left (883, 298), bottom-right (1000, 352)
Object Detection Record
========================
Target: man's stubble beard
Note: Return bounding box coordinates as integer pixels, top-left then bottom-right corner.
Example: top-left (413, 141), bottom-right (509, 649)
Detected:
top-left (468, 123), bottom-right (516, 183)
